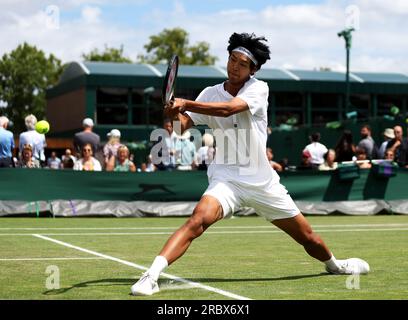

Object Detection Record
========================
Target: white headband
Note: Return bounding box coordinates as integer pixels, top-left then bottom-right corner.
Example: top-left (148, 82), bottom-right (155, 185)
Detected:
top-left (232, 46), bottom-right (258, 66)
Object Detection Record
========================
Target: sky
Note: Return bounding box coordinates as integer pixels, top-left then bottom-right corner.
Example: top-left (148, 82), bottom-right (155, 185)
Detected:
top-left (1, 0), bottom-right (407, 73)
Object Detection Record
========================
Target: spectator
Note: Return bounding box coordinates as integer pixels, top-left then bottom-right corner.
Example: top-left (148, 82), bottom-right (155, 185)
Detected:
top-left (378, 128), bottom-right (395, 159)
top-left (383, 149), bottom-right (395, 161)
top-left (17, 144), bottom-right (40, 168)
top-left (61, 157), bottom-right (74, 170)
top-left (154, 118), bottom-right (178, 171)
top-left (278, 157), bottom-right (289, 171)
top-left (355, 147), bottom-right (371, 169)
top-left (386, 125), bottom-right (408, 168)
top-left (73, 118), bottom-right (100, 157)
top-left (297, 150), bottom-right (313, 170)
top-left (266, 147), bottom-right (283, 172)
top-left (61, 148), bottom-right (76, 163)
top-left (47, 151), bottom-right (61, 170)
top-left (334, 130), bottom-right (356, 162)
top-left (175, 130), bottom-right (197, 171)
top-left (197, 133), bottom-right (215, 171)
top-left (106, 145), bottom-right (136, 172)
top-left (73, 143), bottom-right (102, 171)
top-left (357, 125), bottom-right (376, 159)
top-left (103, 129), bottom-right (122, 166)
top-left (0, 116), bottom-right (14, 168)
top-left (19, 114), bottom-right (46, 164)
top-left (142, 154), bottom-right (156, 172)
top-left (318, 149), bottom-right (338, 171)
top-left (303, 132), bottom-right (328, 168)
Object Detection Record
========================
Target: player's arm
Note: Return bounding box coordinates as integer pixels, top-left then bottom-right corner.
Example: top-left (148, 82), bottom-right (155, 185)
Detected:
top-left (164, 107), bottom-right (194, 135)
top-left (174, 97), bottom-right (248, 117)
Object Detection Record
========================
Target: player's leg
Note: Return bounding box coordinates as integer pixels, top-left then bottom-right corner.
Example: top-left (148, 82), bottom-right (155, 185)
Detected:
top-left (131, 195), bottom-right (223, 295)
top-left (159, 195), bottom-right (223, 264)
top-left (245, 183), bottom-right (369, 275)
top-left (272, 213), bottom-right (369, 274)
top-left (272, 213), bottom-right (331, 261)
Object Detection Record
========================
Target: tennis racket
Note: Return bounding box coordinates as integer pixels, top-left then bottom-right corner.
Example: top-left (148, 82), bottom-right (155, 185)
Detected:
top-left (162, 55), bottom-right (179, 107)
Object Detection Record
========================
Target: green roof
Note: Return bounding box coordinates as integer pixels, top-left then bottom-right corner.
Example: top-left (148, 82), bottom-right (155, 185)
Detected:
top-left (48, 61), bottom-right (408, 97)
top-left (60, 61), bottom-right (408, 84)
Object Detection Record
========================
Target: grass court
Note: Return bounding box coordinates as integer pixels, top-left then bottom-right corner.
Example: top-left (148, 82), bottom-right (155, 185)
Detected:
top-left (0, 215), bottom-right (407, 300)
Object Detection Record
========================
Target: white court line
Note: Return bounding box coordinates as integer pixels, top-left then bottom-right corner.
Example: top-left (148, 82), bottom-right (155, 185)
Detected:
top-left (1, 223), bottom-right (408, 231)
top-left (1, 227), bottom-right (408, 237)
top-left (0, 257), bottom-right (105, 261)
top-left (32, 234), bottom-right (251, 300)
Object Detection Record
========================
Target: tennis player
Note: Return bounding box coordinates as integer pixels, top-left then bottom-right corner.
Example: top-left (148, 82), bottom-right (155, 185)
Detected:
top-left (131, 32), bottom-right (369, 296)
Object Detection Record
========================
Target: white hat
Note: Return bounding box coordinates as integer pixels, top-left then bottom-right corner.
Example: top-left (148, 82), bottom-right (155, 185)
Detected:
top-left (383, 128), bottom-right (395, 139)
top-left (82, 118), bottom-right (94, 127)
top-left (107, 129), bottom-right (121, 138)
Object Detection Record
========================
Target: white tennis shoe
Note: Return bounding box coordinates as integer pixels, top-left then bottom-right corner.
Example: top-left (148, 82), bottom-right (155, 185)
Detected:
top-left (131, 272), bottom-right (159, 296)
top-left (326, 258), bottom-right (370, 275)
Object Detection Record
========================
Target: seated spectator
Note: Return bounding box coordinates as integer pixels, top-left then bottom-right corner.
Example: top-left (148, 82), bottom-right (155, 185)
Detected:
top-left (47, 151), bottom-right (61, 170)
top-left (106, 145), bottom-right (136, 172)
top-left (386, 125), bottom-right (408, 168)
top-left (142, 154), bottom-right (157, 172)
top-left (154, 118), bottom-right (178, 171)
top-left (378, 128), bottom-right (395, 159)
top-left (355, 147), bottom-right (371, 169)
top-left (303, 132), bottom-right (328, 168)
top-left (266, 147), bottom-right (283, 172)
top-left (103, 129), bottom-right (122, 167)
top-left (73, 143), bottom-right (102, 171)
top-left (197, 133), bottom-right (215, 171)
top-left (61, 157), bottom-right (74, 169)
top-left (16, 144), bottom-right (40, 168)
top-left (61, 148), bottom-right (76, 163)
top-left (175, 130), bottom-right (197, 171)
top-left (318, 149), bottom-right (338, 171)
top-left (297, 150), bottom-right (313, 170)
top-left (278, 157), bottom-right (289, 171)
top-left (383, 149), bottom-right (395, 162)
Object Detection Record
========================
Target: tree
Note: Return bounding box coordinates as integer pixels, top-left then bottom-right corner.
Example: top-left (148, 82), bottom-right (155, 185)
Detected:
top-left (0, 43), bottom-right (63, 133)
top-left (138, 28), bottom-right (217, 65)
top-left (82, 44), bottom-right (132, 63)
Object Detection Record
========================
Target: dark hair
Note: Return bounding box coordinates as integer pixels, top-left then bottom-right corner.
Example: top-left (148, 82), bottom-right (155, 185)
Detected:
top-left (227, 32), bottom-right (270, 70)
top-left (310, 132), bottom-right (321, 142)
top-left (361, 124), bottom-right (371, 132)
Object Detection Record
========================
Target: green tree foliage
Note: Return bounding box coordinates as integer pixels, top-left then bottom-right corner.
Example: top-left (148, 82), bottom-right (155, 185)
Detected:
top-left (82, 44), bottom-right (132, 63)
top-left (0, 43), bottom-right (63, 133)
top-left (138, 28), bottom-right (217, 65)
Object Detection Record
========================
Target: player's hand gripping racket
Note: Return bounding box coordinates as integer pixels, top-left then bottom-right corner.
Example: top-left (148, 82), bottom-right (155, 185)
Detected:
top-left (162, 55), bottom-right (179, 108)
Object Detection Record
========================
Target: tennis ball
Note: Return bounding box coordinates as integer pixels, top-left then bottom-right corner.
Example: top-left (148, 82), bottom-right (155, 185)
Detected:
top-left (35, 120), bottom-right (50, 134)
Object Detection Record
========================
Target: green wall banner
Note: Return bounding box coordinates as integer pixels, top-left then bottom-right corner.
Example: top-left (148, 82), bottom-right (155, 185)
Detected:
top-left (0, 168), bottom-right (407, 202)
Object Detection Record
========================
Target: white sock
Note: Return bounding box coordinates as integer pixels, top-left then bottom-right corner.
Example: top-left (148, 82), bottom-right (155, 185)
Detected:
top-left (323, 254), bottom-right (339, 271)
top-left (148, 256), bottom-right (168, 281)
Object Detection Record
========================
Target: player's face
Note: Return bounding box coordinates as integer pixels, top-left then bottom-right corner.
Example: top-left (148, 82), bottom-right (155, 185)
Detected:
top-left (227, 52), bottom-right (255, 84)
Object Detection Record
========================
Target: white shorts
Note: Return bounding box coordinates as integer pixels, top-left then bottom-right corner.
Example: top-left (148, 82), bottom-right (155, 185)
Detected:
top-left (203, 179), bottom-right (300, 221)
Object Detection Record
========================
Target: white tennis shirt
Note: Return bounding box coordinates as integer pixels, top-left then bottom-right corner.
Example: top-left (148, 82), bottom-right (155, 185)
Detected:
top-left (186, 77), bottom-right (280, 187)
